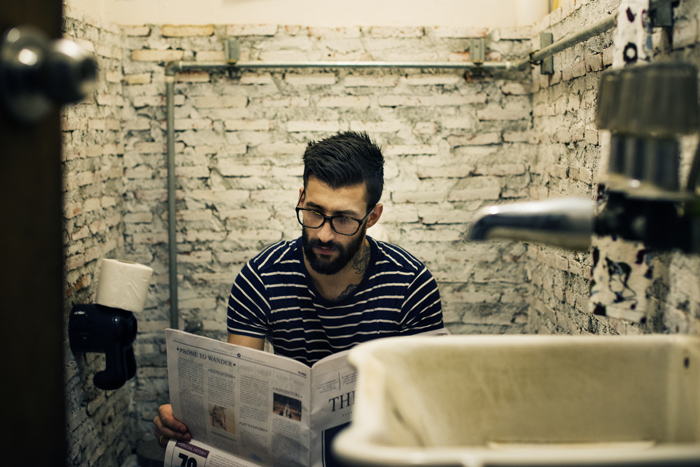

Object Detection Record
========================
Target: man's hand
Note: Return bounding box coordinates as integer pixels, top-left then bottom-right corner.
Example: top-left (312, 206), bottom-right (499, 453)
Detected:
top-left (153, 334), bottom-right (263, 448)
top-left (153, 404), bottom-right (191, 448)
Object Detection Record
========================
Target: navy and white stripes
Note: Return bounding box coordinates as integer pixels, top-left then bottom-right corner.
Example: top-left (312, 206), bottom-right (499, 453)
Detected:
top-left (227, 236), bottom-right (443, 366)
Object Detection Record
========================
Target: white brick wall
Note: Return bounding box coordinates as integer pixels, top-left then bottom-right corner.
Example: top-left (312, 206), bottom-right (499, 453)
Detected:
top-left (61, 0), bottom-right (700, 464)
top-left (527, 0), bottom-right (700, 336)
top-left (62, 9), bottom-right (132, 467)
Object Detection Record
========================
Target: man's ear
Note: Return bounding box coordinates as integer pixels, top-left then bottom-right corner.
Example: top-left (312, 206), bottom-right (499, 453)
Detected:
top-left (366, 203), bottom-right (383, 229)
top-left (298, 187), bottom-right (304, 204)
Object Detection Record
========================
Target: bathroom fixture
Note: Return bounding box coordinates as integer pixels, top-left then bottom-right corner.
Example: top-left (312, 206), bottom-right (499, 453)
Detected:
top-left (0, 25), bottom-right (97, 124)
top-left (334, 334), bottom-right (700, 466)
top-left (69, 304), bottom-right (138, 390)
top-left (68, 259), bottom-right (152, 390)
top-left (467, 61), bottom-right (700, 253)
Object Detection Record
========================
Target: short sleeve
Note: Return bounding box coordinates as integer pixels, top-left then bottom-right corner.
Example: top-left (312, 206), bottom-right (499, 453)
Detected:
top-left (226, 261), bottom-right (271, 338)
top-left (400, 266), bottom-right (444, 334)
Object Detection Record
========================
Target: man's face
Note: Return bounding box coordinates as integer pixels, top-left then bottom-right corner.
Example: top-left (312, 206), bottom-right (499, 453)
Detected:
top-left (299, 176), bottom-right (371, 276)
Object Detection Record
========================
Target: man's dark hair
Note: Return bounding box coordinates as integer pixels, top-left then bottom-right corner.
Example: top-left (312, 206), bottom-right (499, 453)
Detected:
top-left (302, 131), bottom-right (384, 208)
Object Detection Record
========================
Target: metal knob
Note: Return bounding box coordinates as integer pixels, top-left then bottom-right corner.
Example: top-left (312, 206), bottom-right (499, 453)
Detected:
top-left (596, 62), bottom-right (699, 137)
top-left (0, 25), bottom-right (97, 124)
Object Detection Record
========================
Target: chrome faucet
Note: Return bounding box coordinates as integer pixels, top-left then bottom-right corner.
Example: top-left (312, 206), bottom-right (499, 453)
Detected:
top-left (466, 197), bottom-right (594, 251)
top-left (467, 62), bottom-right (700, 254)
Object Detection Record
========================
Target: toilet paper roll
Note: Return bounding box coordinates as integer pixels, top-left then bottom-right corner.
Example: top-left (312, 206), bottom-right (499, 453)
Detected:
top-left (95, 259), bottom-right (153, 313)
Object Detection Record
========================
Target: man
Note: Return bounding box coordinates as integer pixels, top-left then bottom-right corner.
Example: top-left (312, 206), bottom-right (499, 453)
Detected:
top-left (154, 131), bottom-right (444, 446)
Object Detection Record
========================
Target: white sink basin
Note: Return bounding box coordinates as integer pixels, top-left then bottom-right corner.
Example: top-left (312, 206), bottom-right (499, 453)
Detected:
top-left (333, 335), bottom-right (700, 466)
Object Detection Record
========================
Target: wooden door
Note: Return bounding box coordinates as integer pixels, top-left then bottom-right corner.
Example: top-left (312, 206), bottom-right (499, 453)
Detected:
top-left (0, 1), bottom-right (66, 466)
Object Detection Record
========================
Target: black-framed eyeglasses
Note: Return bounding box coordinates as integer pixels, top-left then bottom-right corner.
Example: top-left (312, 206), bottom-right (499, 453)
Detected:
top-left (295, 190), bottom-right (374, 236)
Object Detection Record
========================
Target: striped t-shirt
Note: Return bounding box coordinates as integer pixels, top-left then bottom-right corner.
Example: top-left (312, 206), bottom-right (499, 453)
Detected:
top-left (227, 236), bottom-right (444, 366)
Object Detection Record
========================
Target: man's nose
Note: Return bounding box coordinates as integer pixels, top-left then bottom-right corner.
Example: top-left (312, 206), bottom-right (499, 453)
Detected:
top-left (317, 219), bottom-right (336, 243)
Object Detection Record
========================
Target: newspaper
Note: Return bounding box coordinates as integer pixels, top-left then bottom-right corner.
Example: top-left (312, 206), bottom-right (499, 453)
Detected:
top-left (164, 329), bottom-right (357, 467)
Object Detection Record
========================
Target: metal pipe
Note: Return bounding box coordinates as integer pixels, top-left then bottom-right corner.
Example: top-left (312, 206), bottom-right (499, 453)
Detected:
top-left (511, 14), bottom-right (617, 70)
top-left (532, 15), bottom-right (616, 65)
top-left (169, 60), bottom-right (517, 72)
top-left (165, 74), bottom-right (178, 330)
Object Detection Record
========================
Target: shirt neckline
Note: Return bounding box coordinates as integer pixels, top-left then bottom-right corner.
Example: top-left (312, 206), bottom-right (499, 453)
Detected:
top-left (297, 236), bottom-right (377, 305)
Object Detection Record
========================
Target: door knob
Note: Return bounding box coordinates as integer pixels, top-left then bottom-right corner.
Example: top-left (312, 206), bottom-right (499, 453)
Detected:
top-left (0, 25), bottom-right (97, 124)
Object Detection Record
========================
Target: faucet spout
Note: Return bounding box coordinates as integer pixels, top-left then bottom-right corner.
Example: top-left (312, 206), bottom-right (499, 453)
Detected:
top-left (466, 197), bottom-right (594, 251)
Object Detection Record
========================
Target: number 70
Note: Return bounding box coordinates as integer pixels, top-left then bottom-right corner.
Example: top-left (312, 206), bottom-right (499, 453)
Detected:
top-left (178, 453), bottom-right (197, 467)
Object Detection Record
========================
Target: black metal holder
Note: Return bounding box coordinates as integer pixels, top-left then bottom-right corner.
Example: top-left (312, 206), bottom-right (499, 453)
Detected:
top-left (69, 304), bottom-right (138, 390)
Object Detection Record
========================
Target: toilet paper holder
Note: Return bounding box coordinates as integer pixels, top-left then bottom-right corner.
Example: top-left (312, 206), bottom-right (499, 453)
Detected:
top-left (69, 304), bottom-right (138, 390)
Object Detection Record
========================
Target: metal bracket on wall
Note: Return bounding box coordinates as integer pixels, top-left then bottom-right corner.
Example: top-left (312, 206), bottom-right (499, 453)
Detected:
top-left (539, 32), bottom-right (554, 75)
top-left (648, 0), bottom-right (679, 29)
top-left (224, 39), bottom-right (240, 78)
top-left (470, 38), bottom-right (485, 65)
top-left (225, 39), bottom-right (240, 64)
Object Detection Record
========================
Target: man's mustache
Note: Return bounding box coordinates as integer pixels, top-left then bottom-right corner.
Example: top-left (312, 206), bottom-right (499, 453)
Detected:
top-left (307, 239), bottom-right (341, 252)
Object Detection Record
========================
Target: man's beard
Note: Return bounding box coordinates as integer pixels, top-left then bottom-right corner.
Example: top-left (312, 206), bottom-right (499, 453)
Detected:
top-left (302, 226), bottom-right (366, 275)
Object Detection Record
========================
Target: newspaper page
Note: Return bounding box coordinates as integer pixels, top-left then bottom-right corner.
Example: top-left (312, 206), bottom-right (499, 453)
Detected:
top-left (165, 328), bottom-right (448, 466)
top-left (166, 329), bottom-right (313, 466)
top-left (308, 352), bottom-right (356, 467)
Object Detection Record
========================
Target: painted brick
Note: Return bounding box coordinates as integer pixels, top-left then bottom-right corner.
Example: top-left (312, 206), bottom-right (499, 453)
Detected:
top-left (477, 102), bottom-right (531, 121)
top-left (417, 166), bottom-right (473, 178)
top-left (585, 52), bottom-right (604, 72)
top-left (404, 74), bottom-right (462, 86)
top-left (384, 145), bottom-right (439, 156)
top-left (123, 118), bottom-right (151, 130)
top-left (219, 209), bottom-right (272, 221)
top-left (122, 25), bottom-right (151, 36)
top-left (503, 132), bottom-right (531, 143)
top-left (349, 121), bottom-right (404, 133)
top-left (124, 73), bottom-right (152, 85)
top-left (124, 212), bottom-right (153, 223)
top-left (429, 26), bottom-right (488, 38)
top-left (257, 143), bottom-right (306, 156)
top-left (287, 121), bottom-right (340, 132)
top-left (404, 228), bottom-right (462, 242)
top-left (413, 122), bottom-right (437, 134)
top-left (317, 96), bottom-right (371, 108)
top-left (173, 119), bottom-right (213, 131)
top-left (225, 119), bottom-right (271, 131)
top-left (162, 24), bottom-right (214, 37)
top-left (185, 230), bottom-right (227, 242)
top-left (178, 250), bottom-right (213, 263)
top-left (239, 73), bottom-right (275, 85)
top-left (474, 163), bottom-right (527, 176)
top-left (501, 82), bottom-right (532, 95)
top-left (196, 50), bottom-right (225, 61)
top-left (379, 94), bottom-right (487, 107)
top-left (105, 70), bottom-right (123, 83)
top-left (95, 44), bottom-right (121, 59)
top-left (602, 46), bottom-right (614, 66)
top-left (131, 49), bottom-right (185, 62)
top-left (448, 133), bottom-right (501, 146)
top-left (284, 73), bottom-right (337, 86)
top-left (193, 96), bottom-right (248, 108)
top-left (157, 166), bottom-right (210, 179)
top-left (391, 191), bottom-right (446, 203)
top-left (307, 26), bottom-right (361, 39)
top-left (227, 229), bottom-right (283, 242)
top-left (226, 24), bottom-right (278, 36)
top-left (258, 96), bottom-right (310, 107)
top-left (187, 189), bottom-right (249, 205)
top-left (176, 72), bottom-right (211, 83)
top-left (367, 26), bottom-right (424, 38)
